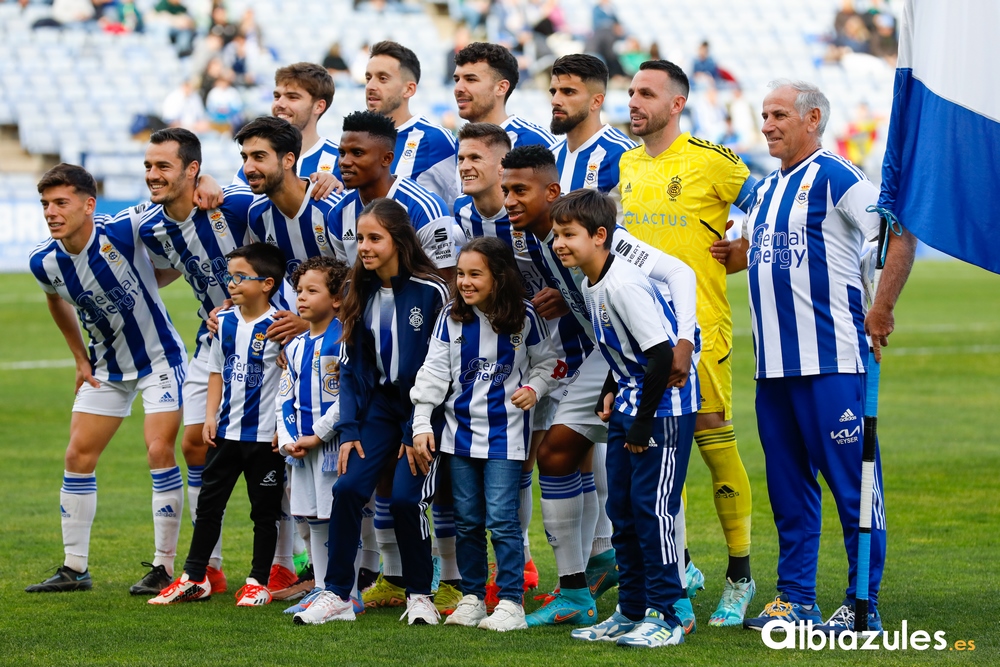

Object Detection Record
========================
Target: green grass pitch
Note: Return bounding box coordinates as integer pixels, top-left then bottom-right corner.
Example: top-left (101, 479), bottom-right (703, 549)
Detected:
top-left (1, 261), bottom-right (997, 666)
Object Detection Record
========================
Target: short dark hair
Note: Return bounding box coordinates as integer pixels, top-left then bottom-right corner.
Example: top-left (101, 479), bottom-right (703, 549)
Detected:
top-left (501, 144), bottom-right (556, 172)
top-left (341, 110), bottom-right (398, 150)
top-left (234, 116), bottom-right (303, 170)
top-left (226, 242), bottom-right (287, 298)
top-left (149, 127), bottom-right (202, 171)
top-left (454, 42), bottom-right (519, 101)
top-left (37, 163), bottom-right (97, 199)
top-left (291, 255), bottom-right (349, 298)
top-left (550, 189), bottom-right (616, 249)
top-left (638, 59), bottom-right (690, 98)
top-left (551, 54), bottom-right (609, 89)
top-left (370, 40), bottom-right (421, 84)
top-left (275, 62), bottom-right (335, 118)
top-left (457, 122), bottom-right (511, 151)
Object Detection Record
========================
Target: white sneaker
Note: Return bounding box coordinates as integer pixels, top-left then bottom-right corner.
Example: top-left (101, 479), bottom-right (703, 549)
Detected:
top-left (479, 599), bottom-right (528, 632)
top-left (235, 578), bottom-right (273, 607)
top-left (444, 594), bottom-right (487, 627)
top-left (293, 590), bottom-right (356, 625)
top-left (399, 593), bottom-right (440, 626)
top-left (148, 573), bottom-right (211, 605)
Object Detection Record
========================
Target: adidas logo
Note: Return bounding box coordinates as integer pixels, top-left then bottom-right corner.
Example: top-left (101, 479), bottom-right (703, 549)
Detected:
top-left (60, 504), bottom-right (70, 518)
top-left (155, 504), bottom-right (177, 518)
top-left (266, 234), bottom-right (277, 245)
top-left (647, 437), bottom-right (658, 448)
top-left (159, 392), bottom-right (174, 403)
top-left (52, 276), bottom-right (64, 286)
top-left (454, 335), bottom-right (465, 345)
top-left (343, 229), bottom-right (355, 241)
top-left (715, 484), bottom-right (740, 499)
top-left (839, 408), bottom-right (857, 422)
top-left (623, 183), bottom-right (632, 195)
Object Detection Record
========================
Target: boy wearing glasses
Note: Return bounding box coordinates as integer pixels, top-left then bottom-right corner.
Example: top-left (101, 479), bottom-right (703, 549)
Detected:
top-left (150, 242), bottom-right (288, 607)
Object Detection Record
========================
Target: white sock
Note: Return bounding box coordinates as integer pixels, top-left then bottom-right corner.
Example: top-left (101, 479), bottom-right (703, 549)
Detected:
top-left (374, 495), bottom-right (401, 577)
top-left (187, 467), bottom-right (223, 570)
top-left (432, 504), bottom-right (459, 581)
top-left (675, 497), bottom-right (686, 588)
top-left (591, 442), bottom-right (614, 557)
top-left (351, 536), bottom-right (363, 601)
top-left (360, 494), bottom-right (380, 572)
top-left (580, 471), bottom-right (598, 569)
top-left (273, 483), bottom-right (295, 573)
top-left (61, 471), bottom-right (97, 572)
top-left (538, 473), bottom-right (585, 577)
top-left (308, 519), bottom-right (329, 586)
top-left (151, 466), bottom-right (184, 576)
top-left (519, 471), bottom-right (533, 562)
top-left (295, 515), bottom-right (311, 563)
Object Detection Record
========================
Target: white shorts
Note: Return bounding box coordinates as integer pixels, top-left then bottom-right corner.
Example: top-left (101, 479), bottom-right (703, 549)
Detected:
top-left (72, 365), bottom-right (186, 418)
top-left (552, 351), bottom-right (609, 444)
top-left (182, 346), bottom-right (211, 426)
top-left (289, 445), bottom-right (339, 520)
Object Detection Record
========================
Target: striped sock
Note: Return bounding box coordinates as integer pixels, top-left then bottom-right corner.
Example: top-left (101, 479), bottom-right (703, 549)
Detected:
top-left (151, 466), bottom-right (184, 575)
top-left (539, 472), bottom-right (585, 577)
top-left (375, 495), bottom-right (401, 577)
top-left (61, 471), bottom-right (97, 572)
top-left (432, 503), bottom-right (459, 581)
top-left (590, 442), bottom-right (614, 557)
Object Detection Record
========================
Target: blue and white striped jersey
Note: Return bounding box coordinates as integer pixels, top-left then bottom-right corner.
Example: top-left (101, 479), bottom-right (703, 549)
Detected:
top-left (247, 180), bottom-right (343, 281)
top-left (328, 177), bottom-right (456, 269)
top-left (29, 214), bottom-right (187, 382)
top-left (420, 301), bottom-right (558, 460)
top-left (552, 124), bottom-right (636, 194)
top-left (743, 149), bottom-right (881, 380)
top-left (455, 195), bottom-right (593, 377)
top-left (392, 115), bottom-right (460, 208)
top-left (276, 319), bottom-right (342, 445)
top-left (137, 184), bottom-right (255, 352)
top-left (582, 258), bottom-right (700, 417)
top-left (501, 114), bottom-right (557, 150)
top-left (209, 306), bottom-right (282, 442)
top-left (235, 136), bottom-right (341, 184)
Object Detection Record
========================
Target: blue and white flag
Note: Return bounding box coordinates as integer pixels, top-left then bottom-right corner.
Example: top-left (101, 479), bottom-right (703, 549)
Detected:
top-left (878, 0), bottom-right (1000, 274)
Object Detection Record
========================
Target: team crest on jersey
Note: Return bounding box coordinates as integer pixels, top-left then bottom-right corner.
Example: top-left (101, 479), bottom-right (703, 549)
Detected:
top-left (323, 360), bottom-right (340, 398)
top-left (100, 243), bottom-right (121, 264)
top-left (251, 332), bottom-right (266, 354)
top-left (278, 372), bottom-right (293, 396)
top-left (209, 210), bottom-right (227, 235)
top-left (511, 230), bottom-right (528, 253)
top-left (314, 225), bottom-right (328, 247)
top-left (318, 162), bottom-right (334, 173)
top-left (402, 140), bottom-right (418, 161)
top-left (585, 163), bottom-right (599, 186)
top-left (667, 175), bottom-right (683, 200)
top-left (409, 306), bottom-right (424, 329)
top-left (510, 332), bottom-right (523, 349)
top-left (795, 183), bottom-right (811, 206)
top-left (600, 303), bottom-right (612, 327)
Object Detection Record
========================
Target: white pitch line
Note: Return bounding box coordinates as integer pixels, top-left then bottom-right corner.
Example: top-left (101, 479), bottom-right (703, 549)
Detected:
top-left (883, 345), bottom-right (1000, 357)
top-left (0, 359), bottom-right (76, 370)
top-left (733, 322), bottom-right (1000, 337)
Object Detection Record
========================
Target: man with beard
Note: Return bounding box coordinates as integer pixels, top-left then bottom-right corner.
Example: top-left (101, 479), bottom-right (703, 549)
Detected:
top-left (234, 63), bottom-right (342, 200)
top-left (365, 41), bottom-right (459, 208)
top-left (615, 60), bottom-right (757, 631)
top-left (549, 54), bottom-right (636, 194)
top-left (327, 111), bottom-right (455, 272)
top-left (453, 42), bottom-right (555, 150)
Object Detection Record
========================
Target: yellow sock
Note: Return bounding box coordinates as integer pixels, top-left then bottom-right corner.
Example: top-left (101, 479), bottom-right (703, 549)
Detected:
top-left (695, 425), bottom-right (752, 558)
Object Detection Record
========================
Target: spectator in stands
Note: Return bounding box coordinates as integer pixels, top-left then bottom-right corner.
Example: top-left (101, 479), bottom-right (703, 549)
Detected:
top-left (152, 0), bottom-right (196, 57)
top-left (199, 57), bottom-right (225, 103)
top-left (585, 0), bottom-right (625, 79)
top-left (619, 36), bottom-right (650, 77)
top-left (205, 72), bottom-right (244, 136)
top-left (868, 12), bottom-right (898, 64)
top-left (833, 0), bottom-right (859, 39)
top-left (162, 79), bottom-right (209, 133)
top-left (350, 42), bottom-right (372, 86)
top-left (692, 41), bottom-right (723, 84)
top-left (222, 33), bottom-right (261, 87)
top-left (445, 22), bottom-right (473, 86)
top-left (833, 15), bottom-right (870, 55)
top-left (208, 3), bottom-right (238, 46)
top-left (449, 0), bottom-right (489, 34)
top-left (323, 43), bottom-right (350, 79)
top-left (101, 0), bottom-right (144, 34)
top-left (50, 0), bottom-right (96, 29)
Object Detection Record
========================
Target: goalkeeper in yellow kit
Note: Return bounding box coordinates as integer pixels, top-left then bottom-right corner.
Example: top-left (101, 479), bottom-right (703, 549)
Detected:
top-left (613, 60), bottom-right (757, 629)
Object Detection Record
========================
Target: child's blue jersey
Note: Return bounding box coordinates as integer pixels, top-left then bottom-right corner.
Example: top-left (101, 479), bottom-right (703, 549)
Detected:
top-left (210, 306), bottom-right (283, 442)
top-left (29, 213), bottom-right (187, 381)
top-left (277, 319), bottom-right (343, 444)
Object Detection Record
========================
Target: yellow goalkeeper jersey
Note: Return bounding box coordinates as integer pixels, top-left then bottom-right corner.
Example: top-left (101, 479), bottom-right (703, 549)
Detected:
top-left (619, 132), bottom-right (750, 345)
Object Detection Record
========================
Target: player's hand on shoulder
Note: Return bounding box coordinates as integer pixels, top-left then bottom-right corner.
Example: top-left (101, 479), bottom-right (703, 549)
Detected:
top-left (193, 174), bottom-right (225, 210)
top-left (207, 301), bottom-right (233, 336)
top-left (267, 311), bottom-right (308, 344)
top-left (309, 172), bottom-right (344, 199)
